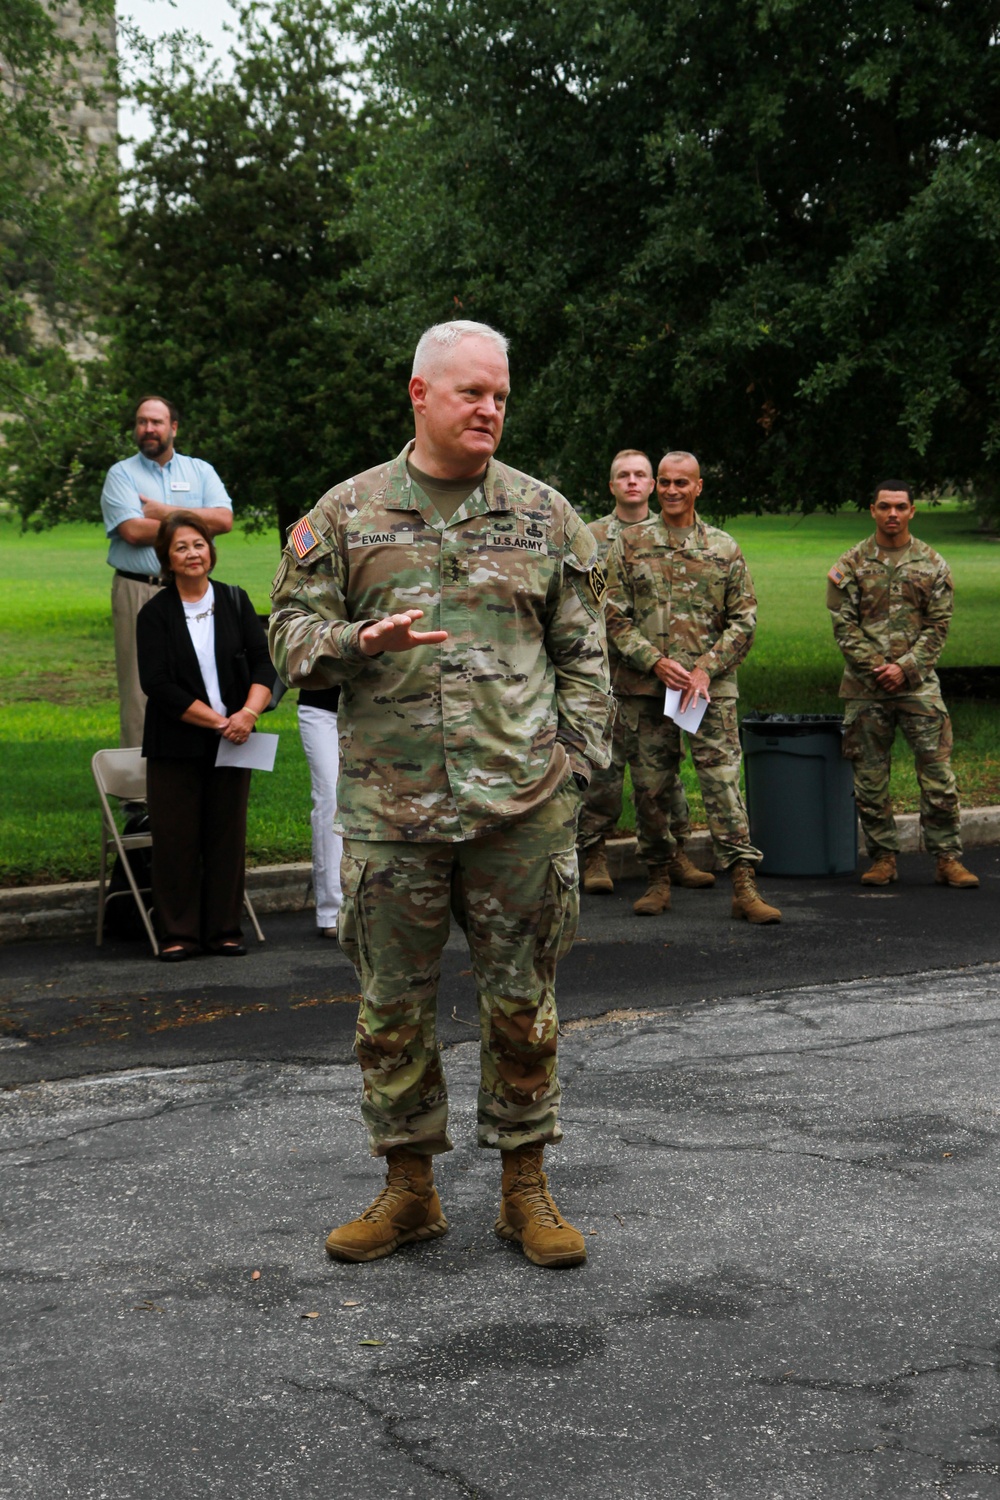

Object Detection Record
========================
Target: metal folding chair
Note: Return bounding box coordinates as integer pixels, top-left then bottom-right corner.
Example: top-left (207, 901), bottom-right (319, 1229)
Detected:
top-left (92, 748), bottom-right (264, 956)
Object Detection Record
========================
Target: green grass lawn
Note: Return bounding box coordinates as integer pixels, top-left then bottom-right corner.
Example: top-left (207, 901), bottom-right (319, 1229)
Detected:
top-left (1, 506), bottom-right (998, 884)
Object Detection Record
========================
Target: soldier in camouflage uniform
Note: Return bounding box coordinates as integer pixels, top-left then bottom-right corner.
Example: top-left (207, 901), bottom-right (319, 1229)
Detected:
top-left (827, 480), bottom-right (978, 889)
top-left (579, 449), bottom-right (713, 896)
top-left (269, 320), bottom-right (612, 1268)
top-left (605, 451), bottom-right (781, 922)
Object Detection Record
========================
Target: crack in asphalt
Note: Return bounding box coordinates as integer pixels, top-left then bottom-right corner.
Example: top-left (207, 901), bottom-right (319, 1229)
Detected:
top-left (0, 1072), bottom-right (276, 1157)
top-left (760, 1356), bottom-right (994, 1406)
top-left (579, 1010), bottom-right (1000, 1076)
top-left (620, 1135), bottom-right (922, 1176)
top-left (281, 1377), bottom-right (494, 1499)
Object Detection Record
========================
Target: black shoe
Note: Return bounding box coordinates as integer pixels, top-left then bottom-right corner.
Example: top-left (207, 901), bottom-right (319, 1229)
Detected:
top-left (159, 945), bottom-right (191, 963)
top-left (210, 942), bottom-right (247, 957)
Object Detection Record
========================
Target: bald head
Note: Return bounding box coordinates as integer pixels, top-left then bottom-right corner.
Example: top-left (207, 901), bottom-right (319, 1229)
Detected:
top-left (660, 450), bottom-right (700, 478)
top-left (656, 451), bottom-right (703, 528)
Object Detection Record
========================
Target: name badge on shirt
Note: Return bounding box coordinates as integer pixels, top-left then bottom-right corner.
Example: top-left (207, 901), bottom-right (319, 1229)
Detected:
top-left (170, 482), bottom-right (192, 492)
top-left (347, 530), bottom-right (416, 548)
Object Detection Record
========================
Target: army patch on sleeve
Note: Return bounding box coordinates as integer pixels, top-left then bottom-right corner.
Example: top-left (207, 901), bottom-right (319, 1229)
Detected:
top-left (589, 562), bottom-right (608, 609)
top-left (827, 564), bottom-right (847, 588)
top-left (289, 516), bottom-right (321, 560)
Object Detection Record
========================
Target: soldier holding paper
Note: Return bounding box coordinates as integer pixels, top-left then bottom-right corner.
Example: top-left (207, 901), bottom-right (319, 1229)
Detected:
top-left (604, 450), bottom-right (782, 923)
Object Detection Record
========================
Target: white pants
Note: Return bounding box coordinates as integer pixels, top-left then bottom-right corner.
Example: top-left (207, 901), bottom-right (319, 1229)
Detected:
top-left (297, 703), bottom-right (343, 928)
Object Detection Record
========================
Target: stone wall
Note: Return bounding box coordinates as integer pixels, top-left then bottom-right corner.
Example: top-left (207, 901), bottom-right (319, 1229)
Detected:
top-left (52, 3), bottom-right (118, 161)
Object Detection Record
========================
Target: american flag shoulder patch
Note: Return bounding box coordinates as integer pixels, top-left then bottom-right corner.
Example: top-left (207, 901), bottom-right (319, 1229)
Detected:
top-left (827, 564), bottom-right (847, 587)
top-left (289, 516), bottom-right (321, 560)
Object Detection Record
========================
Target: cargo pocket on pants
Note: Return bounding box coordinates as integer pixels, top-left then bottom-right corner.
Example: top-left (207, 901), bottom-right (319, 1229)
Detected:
top-left (841, 704), bottom-right (864, 762)
top-left (536, 848), bottom-right (580, 965)
top-left (337, 853), bottom-right (369, 975)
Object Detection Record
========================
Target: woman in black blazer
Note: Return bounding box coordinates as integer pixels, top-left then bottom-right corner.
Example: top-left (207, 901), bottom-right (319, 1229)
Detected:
top-left (137, 511), bottom-right (274, 961)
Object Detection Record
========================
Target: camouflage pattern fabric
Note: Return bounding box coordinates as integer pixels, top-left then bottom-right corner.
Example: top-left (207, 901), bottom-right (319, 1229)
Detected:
top-left (339, 781), bottom-right (581, 1156)
top-left (827, 534), bottom-right (954, 700)
top-left (829, 533), bottom-right (962, 855)
top-left (269, 444), bottom-right (613, 842)
top-left (578, 706), bottom-right (693, 850)
top-left (604, 512), bottom-right (756, 698)
top-left (600, 512), bottom-right (759, 866)
top-left (843, 696), bottom-right (962, 857)
top-left (588, 510), bottom-right (656, 697)
top-left (624, 697), bottom-right (761, 868)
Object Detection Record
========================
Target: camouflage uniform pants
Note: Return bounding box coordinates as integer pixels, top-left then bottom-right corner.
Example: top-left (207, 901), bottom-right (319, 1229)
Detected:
top-left (842, 697), bottom-right (962, 857)
top-left (625, 696), bottom-right (761, 869)
top-left (578, 703), bottom-right (692, 855)
top-left (338, 780), bottom-right (581, 1158)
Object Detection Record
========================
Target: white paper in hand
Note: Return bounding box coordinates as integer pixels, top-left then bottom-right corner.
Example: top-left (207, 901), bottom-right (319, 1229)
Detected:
top-left (663, 687), bottom-right (709, 735)
top-left (215, 732), bottom-right (279, 771)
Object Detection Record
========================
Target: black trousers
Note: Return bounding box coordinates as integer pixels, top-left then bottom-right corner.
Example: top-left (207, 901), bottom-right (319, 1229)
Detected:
top-left (146, 755), bottom-right (252, 950)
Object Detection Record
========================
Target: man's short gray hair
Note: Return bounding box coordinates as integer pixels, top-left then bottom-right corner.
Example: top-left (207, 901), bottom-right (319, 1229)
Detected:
top-left (412, 320), bottom-right (509, 378)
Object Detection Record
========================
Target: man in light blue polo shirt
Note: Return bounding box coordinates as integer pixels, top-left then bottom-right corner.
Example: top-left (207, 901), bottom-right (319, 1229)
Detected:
top-left (101, 395), bottom-right (234, 747)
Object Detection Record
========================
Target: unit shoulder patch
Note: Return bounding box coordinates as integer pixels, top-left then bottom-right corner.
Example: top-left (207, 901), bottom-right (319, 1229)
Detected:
top-left (590, 561), bottom-right (608, 609)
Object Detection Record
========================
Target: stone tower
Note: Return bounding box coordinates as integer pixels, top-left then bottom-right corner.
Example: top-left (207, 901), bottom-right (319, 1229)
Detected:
top-left (53, 2), bottom-right (118, 161)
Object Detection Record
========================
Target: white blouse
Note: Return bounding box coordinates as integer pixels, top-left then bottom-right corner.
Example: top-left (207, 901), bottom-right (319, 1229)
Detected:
top-left (182, 583), bottom-right (226, 718)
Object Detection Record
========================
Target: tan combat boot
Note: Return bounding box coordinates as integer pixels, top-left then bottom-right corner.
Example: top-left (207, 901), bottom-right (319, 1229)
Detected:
top-left (582, 841), bottom-right (614, 894)
top-left (666, 848), bottom-right (716, 889)
top-left (861, 853), bottom-right (897, 886)
top-left (633, 866), bottom-right (671, 914)
top-left (324, 1146), bottom-right (448, 1262)
top-left (495, 1143), bottom-right (587, 1268)
top-left (730, 860), bottom-right (781, 923)
top-left (935, 856), bottom-right (979, 889)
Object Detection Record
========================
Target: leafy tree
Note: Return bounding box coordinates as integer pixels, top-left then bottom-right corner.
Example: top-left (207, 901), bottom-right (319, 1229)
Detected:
top-left (345, 0), bottom-right (1000, 520)
top-left (111, 0), bottom-right (399, 537)
top-left (0, 0), bottom-right (118, 525)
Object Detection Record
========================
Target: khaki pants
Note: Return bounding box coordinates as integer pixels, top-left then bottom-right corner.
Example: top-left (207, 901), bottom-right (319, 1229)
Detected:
top-left (338, 780), bottom-right (581, 1157)
top-left (111, 572), bottom-right (162, 748)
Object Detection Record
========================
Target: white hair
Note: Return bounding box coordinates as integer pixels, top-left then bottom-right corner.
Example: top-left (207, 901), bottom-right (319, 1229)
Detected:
top-left (411, 320), bottom-right (509, 378)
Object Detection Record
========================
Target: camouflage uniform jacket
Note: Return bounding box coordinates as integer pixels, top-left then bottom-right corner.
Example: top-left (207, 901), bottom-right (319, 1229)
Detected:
top-left (604, 512), bottom-right (756, 699)
top-left (588, 510), bottom-right (651, 698)
top-left (269, 444), bottom-right (612, 842)
top-left (827, 534), bottom-right (953, 700)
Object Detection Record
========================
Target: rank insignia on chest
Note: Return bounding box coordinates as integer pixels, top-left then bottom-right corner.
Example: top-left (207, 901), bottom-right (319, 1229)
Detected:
top-left (827, 564), bottom-right (847, 587)
top-left (290, 516), bottom-right (321, 560)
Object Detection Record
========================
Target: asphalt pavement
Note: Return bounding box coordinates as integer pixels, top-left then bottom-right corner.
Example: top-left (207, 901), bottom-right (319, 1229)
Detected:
top-left (1, 848), bottom-right (999, 1498)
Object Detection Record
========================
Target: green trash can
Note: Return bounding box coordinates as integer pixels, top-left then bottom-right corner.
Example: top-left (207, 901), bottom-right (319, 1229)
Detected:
top-left (740, 713), bottom-right (857, 876)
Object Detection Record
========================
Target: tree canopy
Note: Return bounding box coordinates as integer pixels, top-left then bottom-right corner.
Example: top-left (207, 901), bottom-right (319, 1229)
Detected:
top-left (345, 0), bottom-right (1000, 517)
top-left (5, 0), bottom-right (1000, 529)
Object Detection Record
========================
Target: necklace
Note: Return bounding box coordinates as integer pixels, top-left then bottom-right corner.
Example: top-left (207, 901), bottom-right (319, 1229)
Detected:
top-left (187, 602), bottom-right (214, 623)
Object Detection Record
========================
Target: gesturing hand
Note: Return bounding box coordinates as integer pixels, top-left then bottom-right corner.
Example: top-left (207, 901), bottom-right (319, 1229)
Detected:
top-left (360, 609), bottom-right (449, 657)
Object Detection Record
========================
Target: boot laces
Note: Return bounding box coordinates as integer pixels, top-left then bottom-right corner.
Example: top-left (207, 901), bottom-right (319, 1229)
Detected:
top-left (510, 1170), bottom-right (562, 1227)
top-left (360, 1167), bottom-right (419, 1220)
